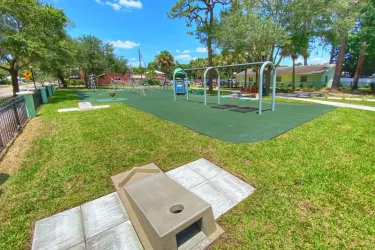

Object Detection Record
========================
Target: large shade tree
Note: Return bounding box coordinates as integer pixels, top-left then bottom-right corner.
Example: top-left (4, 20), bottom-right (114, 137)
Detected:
top-left (76, 35), bottom-right (127, 86)
top-left (168, 0), bottom-right (232, 91)
top-left (0, 0), bottom-right (69, 95)
top-left (38, 37), bottom-right (77, 87)
top-left (327, 0), bottom-right (364, 89)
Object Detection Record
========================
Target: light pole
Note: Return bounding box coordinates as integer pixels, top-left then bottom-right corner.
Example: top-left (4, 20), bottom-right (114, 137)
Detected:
top-left (29, 66), bottom-right (37, 90)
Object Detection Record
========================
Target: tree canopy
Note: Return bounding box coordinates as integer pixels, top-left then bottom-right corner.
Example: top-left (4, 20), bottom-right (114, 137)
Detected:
top-left (0, 0), bottom-right (70, 94)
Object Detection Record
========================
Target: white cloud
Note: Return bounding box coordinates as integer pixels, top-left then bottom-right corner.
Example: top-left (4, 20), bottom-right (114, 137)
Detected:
top-left (196, 47), bottom-right (208, 53)
top-left (95, 0), bottom-right (142, 11)
top-left (119, 0), bottom-right (142, 9)
top-left (105, 2), bottom-right (121, 11)
top-left (110, 40), bottom-right (140, 49)
top-left (310, 57), bottom-right (329, 63)
top-left (175, 54), bottom-right (197, 61)
top-left (295, 57), bottom-right (304, 64)
top-left (183, 50), bottom-right (191, 53)
top-left (176, 49), bottom-right (180, 53)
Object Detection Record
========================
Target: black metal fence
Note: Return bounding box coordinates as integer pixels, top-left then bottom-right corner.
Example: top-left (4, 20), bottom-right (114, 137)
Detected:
top-left (33, 89), bottom-right (42, 110)
top-left (0, 97), bottom-right (28, 151)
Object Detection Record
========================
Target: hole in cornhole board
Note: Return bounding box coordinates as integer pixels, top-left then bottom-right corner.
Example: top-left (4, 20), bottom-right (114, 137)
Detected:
top-left (211, 104), bottom-right (239, 109)
top-left (230, 107), bottom-right (258, 113)
top-left (176, 218), bottom-right (204, 249)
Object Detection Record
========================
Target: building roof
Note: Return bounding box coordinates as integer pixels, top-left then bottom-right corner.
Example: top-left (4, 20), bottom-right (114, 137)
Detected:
top-left (236, 64), bottom-right (335, 76)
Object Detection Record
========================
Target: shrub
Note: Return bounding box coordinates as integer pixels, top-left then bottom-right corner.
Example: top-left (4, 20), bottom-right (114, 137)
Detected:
top-left (147, 78), bottom-right (161, 85)
top-left (0, 78), bottom-right (11, 85)
top-left (370, 82), bottom-right (375, 92)
top-left (66, 79), bottom-right (85, 86)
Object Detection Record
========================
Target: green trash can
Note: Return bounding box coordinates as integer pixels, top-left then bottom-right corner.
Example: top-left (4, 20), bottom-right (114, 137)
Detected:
top-left (46, 85), bottom-right (52, 97)
top-left (38, 87), bottom-right (48, 103)
top-left (16, 91), bottom-right (36, 118)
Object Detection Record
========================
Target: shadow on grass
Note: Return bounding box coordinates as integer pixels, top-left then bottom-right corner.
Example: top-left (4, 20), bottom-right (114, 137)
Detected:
top-left (46, 89), bottom-right (80, 105)
top-left (0, 173), bottom-right (9, 186)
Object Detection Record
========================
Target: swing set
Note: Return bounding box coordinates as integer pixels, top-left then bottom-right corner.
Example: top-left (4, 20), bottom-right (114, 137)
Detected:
top-left (172, 61), bottom-right (277, 115)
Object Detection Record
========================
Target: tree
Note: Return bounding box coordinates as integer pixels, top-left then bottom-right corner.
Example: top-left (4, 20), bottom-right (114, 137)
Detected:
top-left (352, 0), bottom-right (375, 87)
top-left (155, 50), bottom-right (174, 78)
top-left (168, 0), bottom-right (232, 91)
top-left (0, 0), bottom-right (70, 95)
top-left (328, 0), bottom-right (364, 89)
top-left (76, 36), bottom-right (124, 86)
top-left (38, 37), bottom-right (77, 87)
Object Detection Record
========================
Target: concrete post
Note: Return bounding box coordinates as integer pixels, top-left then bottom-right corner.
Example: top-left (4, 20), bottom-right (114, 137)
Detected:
top-left (16, 91), bottom-right (36, 118)
top-left (46, 84), bottom-right (52, 97)
top-left (38, 87), bottom-right (48, 103)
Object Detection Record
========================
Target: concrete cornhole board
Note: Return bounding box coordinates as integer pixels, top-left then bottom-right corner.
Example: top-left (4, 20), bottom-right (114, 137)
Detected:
top-left (111, 163), bottom-right (224, 250)
top-left (58, 102), bottom-right (110, 113)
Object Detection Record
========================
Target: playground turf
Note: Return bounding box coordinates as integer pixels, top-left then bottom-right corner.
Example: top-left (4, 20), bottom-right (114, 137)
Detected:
top-left (77, 89), bottom-right (335, 143)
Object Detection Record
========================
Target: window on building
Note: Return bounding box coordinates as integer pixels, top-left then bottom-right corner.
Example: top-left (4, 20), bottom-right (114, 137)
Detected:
top-left (248, 77), bottom-right (253, 83)
top-left (276, 76), bottom-right (282, 82)
top-left (325, 76), bottom-right (328, 83)
top-left (300, 76), bottom-right (307, 82)
top-left (114, 77), bottom-right (121, 81)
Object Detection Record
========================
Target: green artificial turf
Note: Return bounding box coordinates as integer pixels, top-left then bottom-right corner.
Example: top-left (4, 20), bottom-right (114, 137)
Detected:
top-left (77, 89), bottom-right (335, 143)
top-left (1, 89), bottom-right (374, 249)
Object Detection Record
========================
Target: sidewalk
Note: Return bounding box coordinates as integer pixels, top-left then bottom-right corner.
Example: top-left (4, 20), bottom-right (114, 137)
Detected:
top-left (277, 96), bottom-right (375, 112)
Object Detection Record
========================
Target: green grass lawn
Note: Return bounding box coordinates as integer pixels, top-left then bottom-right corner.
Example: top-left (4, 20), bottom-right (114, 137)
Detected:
top-left (0, 89), bottom-right (374, 249)
top-left (312, 98), bottom-right (375, 107)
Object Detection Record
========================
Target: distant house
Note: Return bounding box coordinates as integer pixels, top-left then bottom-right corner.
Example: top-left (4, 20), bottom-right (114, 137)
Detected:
top-left (98, 72), bottom-right (129, 84)
top-left (236, 64), bottom-right (336, 88)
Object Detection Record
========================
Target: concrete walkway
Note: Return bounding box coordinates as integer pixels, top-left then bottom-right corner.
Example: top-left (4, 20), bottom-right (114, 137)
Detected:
top-left (31, 158), bottom-right (255, 250)
top-left (278, 96), bottom-right (375, 112)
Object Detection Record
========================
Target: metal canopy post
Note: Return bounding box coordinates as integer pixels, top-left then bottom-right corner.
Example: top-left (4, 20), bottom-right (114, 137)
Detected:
top-left (258, 61), bottom-right (276, 115)
top-left (203, 67), bottom-right (221, 106)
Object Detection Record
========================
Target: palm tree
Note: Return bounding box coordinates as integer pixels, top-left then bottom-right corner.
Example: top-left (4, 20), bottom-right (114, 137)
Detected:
top-left (155, 50), bottom-right (174, 78)
top-left (281, 43), bottom-right (298, 91)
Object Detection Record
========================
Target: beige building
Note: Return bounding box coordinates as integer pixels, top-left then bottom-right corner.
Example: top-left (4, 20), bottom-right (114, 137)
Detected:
top-left (236, 64), bottom-right (336, 89)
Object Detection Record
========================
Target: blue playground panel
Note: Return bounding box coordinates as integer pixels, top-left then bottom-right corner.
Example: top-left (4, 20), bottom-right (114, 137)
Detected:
top-left (174, 79), bottom-right (186, 94)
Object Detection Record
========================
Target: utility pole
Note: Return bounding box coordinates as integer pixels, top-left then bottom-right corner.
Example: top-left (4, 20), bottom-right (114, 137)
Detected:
top-left (138, 48), bottom-right (143, 79)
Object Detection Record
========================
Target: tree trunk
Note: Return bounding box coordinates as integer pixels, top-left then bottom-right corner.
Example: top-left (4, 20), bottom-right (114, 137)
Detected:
top-left (244, 67), bottom-right (248, 87)
top-left (264, 70), bottom-right (271, 96)
top-left (332, 37), bottom-right (347, 89)
top-left (304, 57), bottom-right (307, 66)
top-left (10, 65), bottom-right (19, 96)
top-left (329, 43), bottom-right (335, 64)
top-left (57, 71), bottom-right (67, 88)
top-left (352, 41), bottom-right (366, 89)
top-left (207, 10), bottom-right (214, 92)
top-left (292, 57), bottom-right (296, 91)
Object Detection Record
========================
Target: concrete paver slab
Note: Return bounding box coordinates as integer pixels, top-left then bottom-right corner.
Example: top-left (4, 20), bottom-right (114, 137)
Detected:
top-left (166, 165), bottom-right (205, 189)
top-left (190, 181), bottom-right (236, 219)
top-left (78, 102), bottom-right (93, 110)
top-left (68, 242), bottom-right (86, 250)
top-left (187, 158), bottom-right (224, 179)
top-left (32, 206), bottom-right (84, 250)
top-left (210, 171), bottom-right (255, 203)
top-left (81, 193), bottom-right (129, 240)
top-left (86, 221), bottom-right (143, 250)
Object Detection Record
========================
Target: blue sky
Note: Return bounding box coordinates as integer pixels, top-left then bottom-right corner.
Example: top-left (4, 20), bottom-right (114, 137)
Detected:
top-left (45, 0), bottom-right (330, 67)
